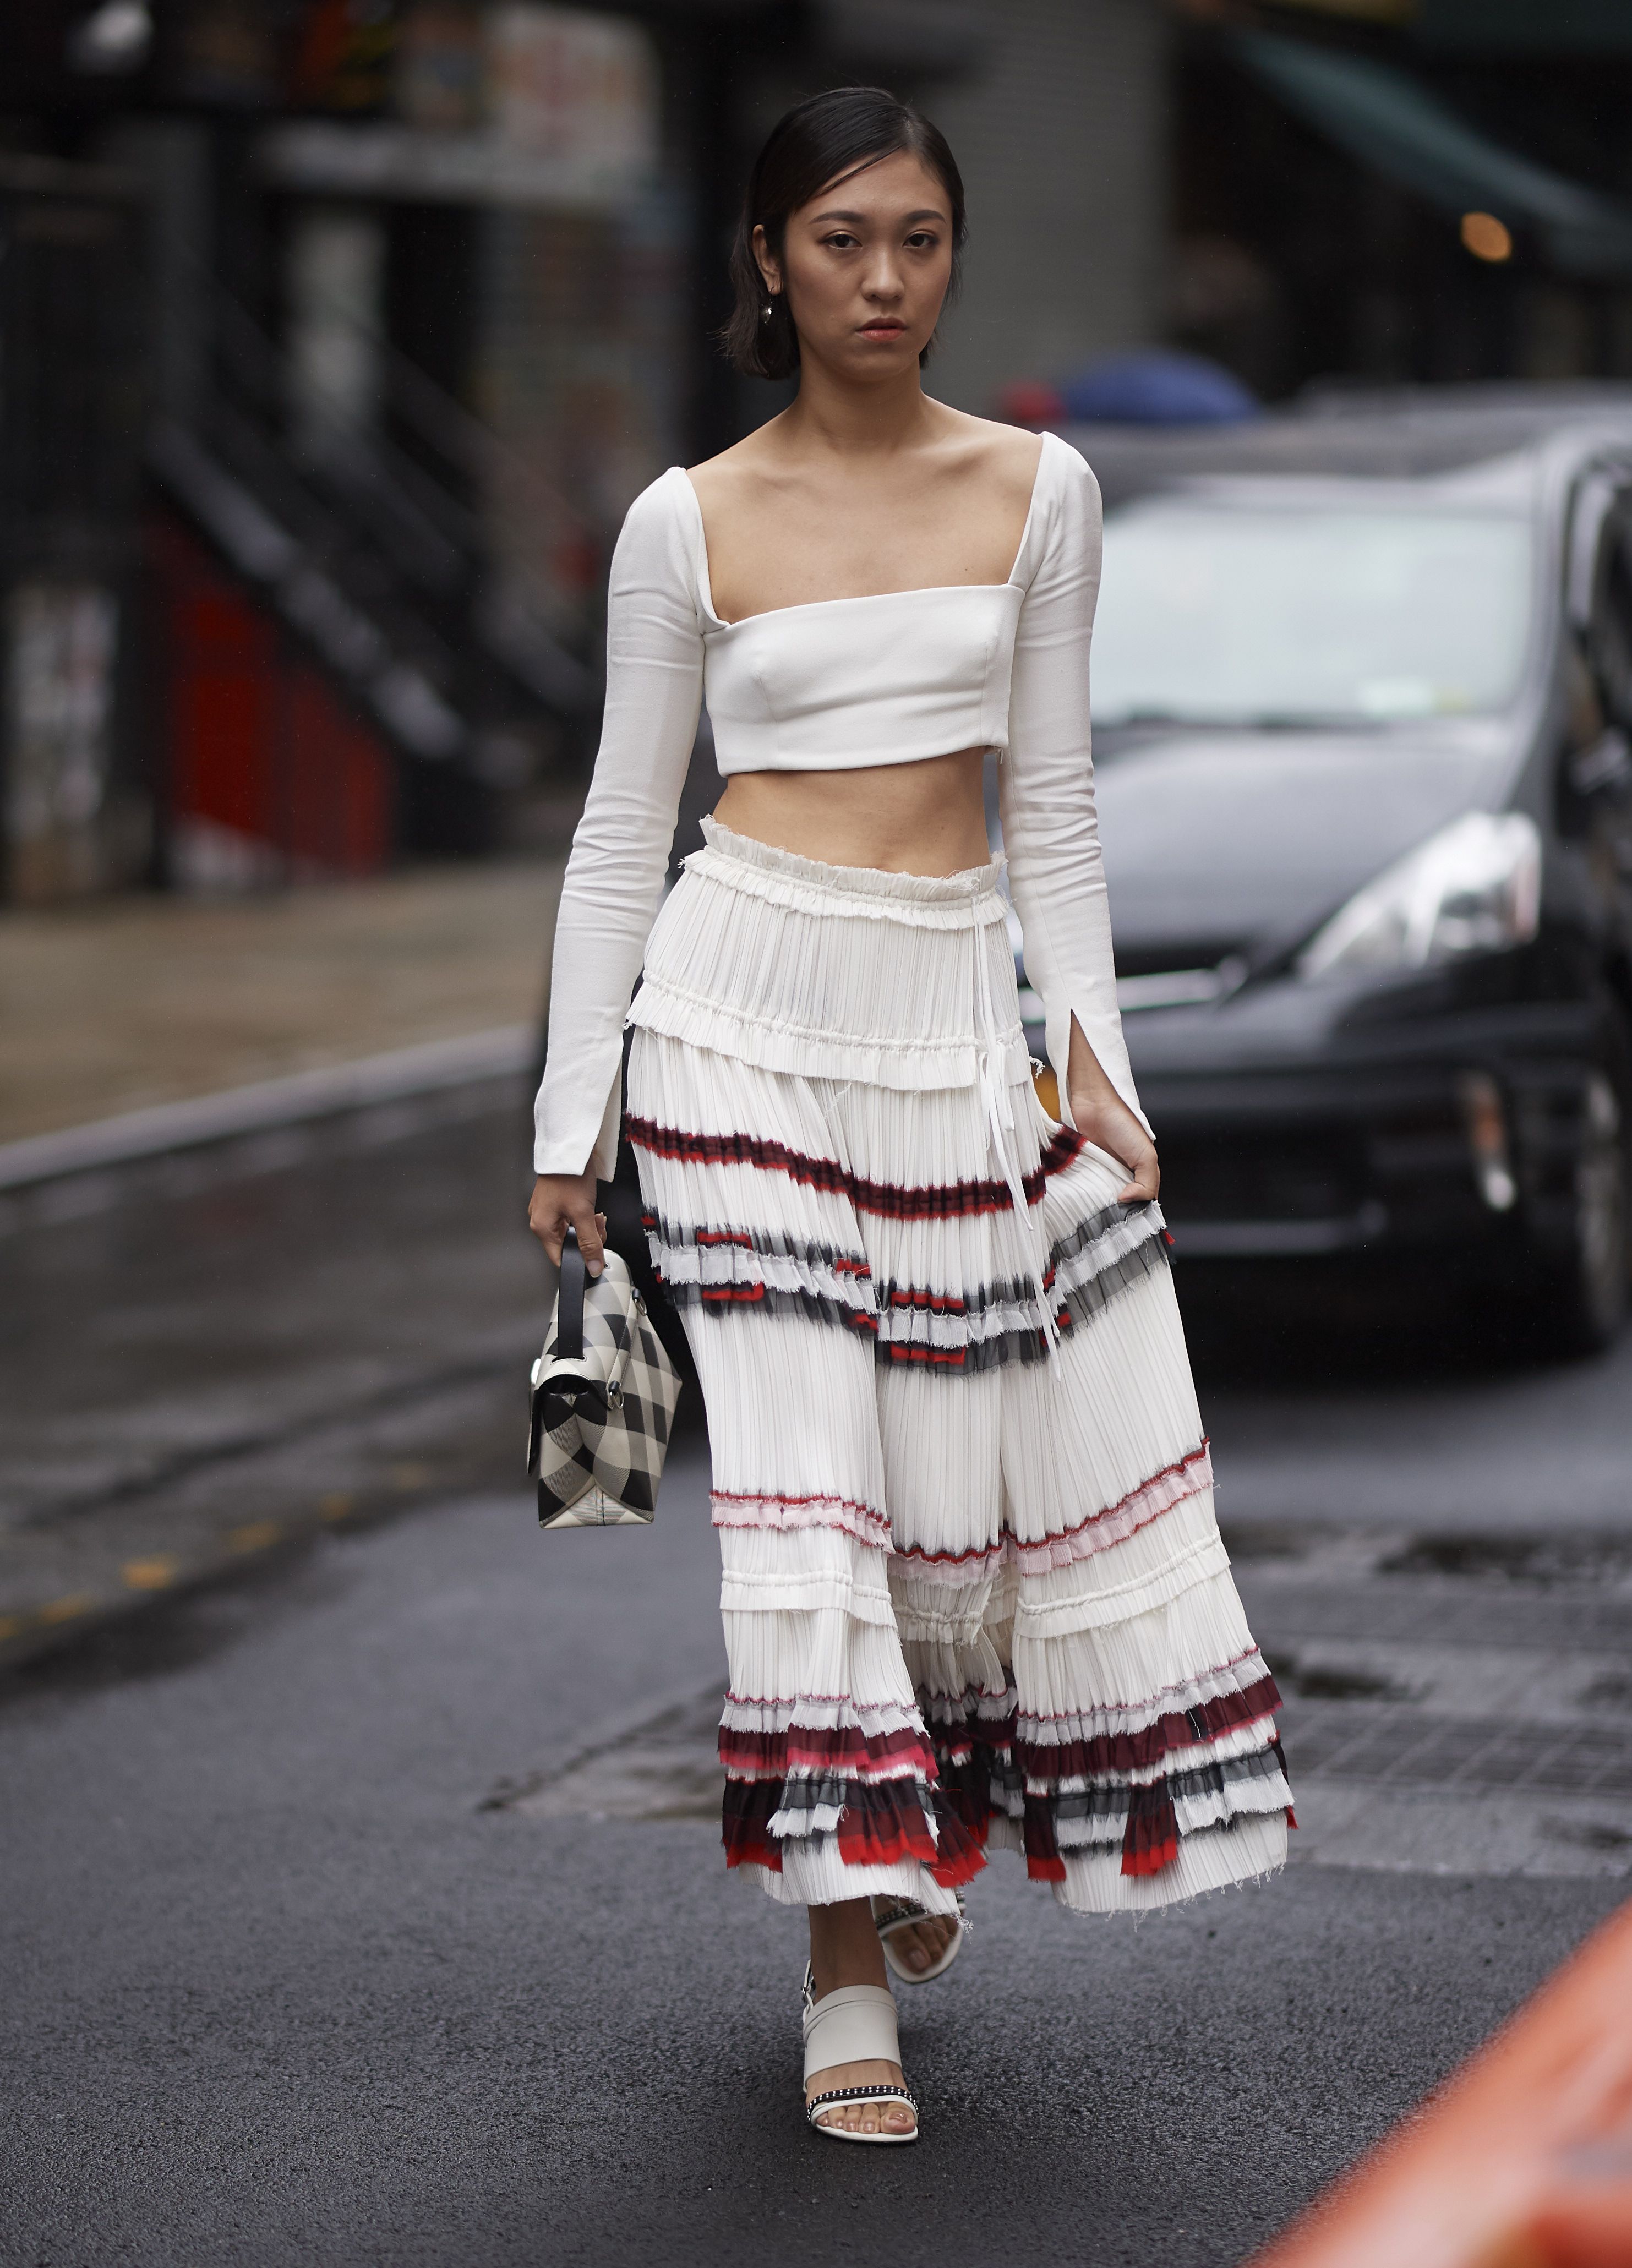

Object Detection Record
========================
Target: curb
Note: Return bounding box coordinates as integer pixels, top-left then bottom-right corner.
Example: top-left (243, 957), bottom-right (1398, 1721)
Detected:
top-left (0, 1024), bottom-right (538, 1194)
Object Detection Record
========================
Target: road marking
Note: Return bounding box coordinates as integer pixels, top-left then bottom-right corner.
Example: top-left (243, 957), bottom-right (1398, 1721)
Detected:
top-left (36, 1594), bottom-right (95, 1625)
top-left (227, 1521), bottom-right (282, 1554)
top-left (122, 1557), bottom-right (178, 1591)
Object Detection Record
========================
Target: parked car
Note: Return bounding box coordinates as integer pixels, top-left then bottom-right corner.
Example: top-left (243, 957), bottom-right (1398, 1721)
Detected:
top-left (1011, 389), bottom-right (1632, 1352)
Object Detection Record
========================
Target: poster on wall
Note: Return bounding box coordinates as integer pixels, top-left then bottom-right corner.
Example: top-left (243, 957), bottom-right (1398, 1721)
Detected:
top-left (4, 584), bottom-right (119, 903)
top-left (289, 0), bottom-right (400, 112)
top-left (263, 3), bottom-right (659, 204)
top-left (483, 6), bottom-right (658, 178)
top-left (166, 0), bottom-right (289, 106)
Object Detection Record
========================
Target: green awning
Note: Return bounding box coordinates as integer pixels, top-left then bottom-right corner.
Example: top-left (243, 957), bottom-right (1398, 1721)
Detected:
top-left (1231, 28), bottom-right (1632, 277)
top-left (1417, 0), bottom-right (1632, 53)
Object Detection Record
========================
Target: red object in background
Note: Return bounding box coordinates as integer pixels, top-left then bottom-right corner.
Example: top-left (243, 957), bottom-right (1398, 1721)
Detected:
top-left (1247, 1897), bottom-right (1632, 2268)
top-left (289, 0), bottom-right (397, 111)
top-left (149, 515), bottom-right (392, 879)
top-left (996, 379), bottom-right (1067, 428)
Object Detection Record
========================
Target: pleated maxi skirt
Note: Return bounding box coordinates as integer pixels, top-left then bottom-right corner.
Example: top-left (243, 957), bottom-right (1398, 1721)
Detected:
top-left (625, 818), bottom-right (1292, 1917)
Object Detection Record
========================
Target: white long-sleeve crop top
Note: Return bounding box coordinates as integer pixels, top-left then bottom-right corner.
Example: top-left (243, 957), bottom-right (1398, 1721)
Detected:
top-left (533, 428), bottom-right (1144, 1181)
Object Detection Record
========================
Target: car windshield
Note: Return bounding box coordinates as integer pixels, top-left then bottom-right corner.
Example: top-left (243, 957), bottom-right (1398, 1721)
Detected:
top-left (1091, 498), bottom-right (1535, 727)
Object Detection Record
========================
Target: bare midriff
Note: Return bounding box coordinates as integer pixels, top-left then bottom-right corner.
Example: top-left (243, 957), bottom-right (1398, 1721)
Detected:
top-left (712, 745), bottom-right (990, 877)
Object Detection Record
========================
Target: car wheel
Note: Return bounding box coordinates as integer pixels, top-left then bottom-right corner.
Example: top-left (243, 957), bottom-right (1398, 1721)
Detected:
top-left (1534, 1017), bottom-right (1631, 1356)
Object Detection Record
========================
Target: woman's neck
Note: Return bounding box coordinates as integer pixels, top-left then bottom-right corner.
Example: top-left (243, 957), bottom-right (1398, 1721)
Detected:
top-left (774, 360), bottom-right (941, 463)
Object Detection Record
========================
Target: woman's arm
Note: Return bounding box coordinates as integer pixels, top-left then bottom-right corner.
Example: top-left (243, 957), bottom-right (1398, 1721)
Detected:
top-left (1067, 1013), bottom-right (1158, 1204)
top-left (1002, 437), bottom-right (1158, 1200)
top-left (530, 473), bottom-right (705, 1268)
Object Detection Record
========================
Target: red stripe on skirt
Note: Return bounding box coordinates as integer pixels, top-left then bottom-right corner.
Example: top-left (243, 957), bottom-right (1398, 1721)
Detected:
top-left (626, 1116), bottom-right (1085, 1221)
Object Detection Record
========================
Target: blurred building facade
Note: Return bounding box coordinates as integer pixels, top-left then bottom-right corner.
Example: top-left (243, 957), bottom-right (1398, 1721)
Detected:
top-left (7, 0), bottom-right (1632, 905)
top-left (1172, 1), bottom-right (1632, 401)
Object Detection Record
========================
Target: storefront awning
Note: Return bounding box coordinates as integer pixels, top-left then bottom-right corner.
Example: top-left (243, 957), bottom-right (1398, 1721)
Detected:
top-left (1231, 28), bottom-right (1632, 277)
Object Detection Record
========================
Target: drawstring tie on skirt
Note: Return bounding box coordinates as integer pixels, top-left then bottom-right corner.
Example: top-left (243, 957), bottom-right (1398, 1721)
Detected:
top-left (970, 886), bottom-right (1060, 1360)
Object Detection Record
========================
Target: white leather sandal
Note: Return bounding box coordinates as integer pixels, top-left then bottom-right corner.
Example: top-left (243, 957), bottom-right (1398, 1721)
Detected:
top-left (872, 1893), bottom-right (965, 1986)
top-left (801, 1965), bottom-right (919, 2144)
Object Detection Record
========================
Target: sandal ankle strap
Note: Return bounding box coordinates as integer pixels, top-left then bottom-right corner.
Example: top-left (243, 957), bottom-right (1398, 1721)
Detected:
top-left (801, 1980), bottom-right (902, 2086)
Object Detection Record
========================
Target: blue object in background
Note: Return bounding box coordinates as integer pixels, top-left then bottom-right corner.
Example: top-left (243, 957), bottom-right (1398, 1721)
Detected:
top-left (1060, 351), bottom-right (1260, 426)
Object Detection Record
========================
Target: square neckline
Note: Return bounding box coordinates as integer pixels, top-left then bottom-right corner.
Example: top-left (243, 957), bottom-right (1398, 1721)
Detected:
top-left (678, 430), bottom-right (1053, 631)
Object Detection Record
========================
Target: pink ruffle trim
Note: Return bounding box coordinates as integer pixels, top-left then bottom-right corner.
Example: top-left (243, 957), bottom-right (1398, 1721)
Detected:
top-left (894, 1442), bottom-right (1214, 1586)
top-left (711, 1488), bottom-right (894, 1553)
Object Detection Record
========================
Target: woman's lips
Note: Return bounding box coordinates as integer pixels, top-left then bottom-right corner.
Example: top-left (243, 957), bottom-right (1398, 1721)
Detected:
top-left (859, 321), bottom-right (905, 338)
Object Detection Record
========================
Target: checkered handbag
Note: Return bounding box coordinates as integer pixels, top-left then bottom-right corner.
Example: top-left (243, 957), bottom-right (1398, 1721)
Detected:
top-left (527, 1226), bottom-right (681, 1528)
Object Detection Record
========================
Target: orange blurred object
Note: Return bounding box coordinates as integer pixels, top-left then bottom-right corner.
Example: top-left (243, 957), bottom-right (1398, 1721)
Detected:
top-left (1034, 1063), bottom-right (1061, 1117)
top-left (1247, 1900), bottom-right (1632, 2268)
top-left (1461, 211), bottom-right (1514, 263)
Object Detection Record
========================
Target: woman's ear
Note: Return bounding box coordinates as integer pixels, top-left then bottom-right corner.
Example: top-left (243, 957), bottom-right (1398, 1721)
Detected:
top-left (751, 222), bottom-right (782, 300)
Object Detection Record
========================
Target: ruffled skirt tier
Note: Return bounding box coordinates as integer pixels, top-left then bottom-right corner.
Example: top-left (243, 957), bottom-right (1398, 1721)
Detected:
top-left (626, 821), bottom-right (1291, 1915)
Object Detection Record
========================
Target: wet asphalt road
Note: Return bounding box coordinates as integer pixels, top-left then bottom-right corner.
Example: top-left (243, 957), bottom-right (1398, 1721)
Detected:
top-left (2, 1099), bottom-right (1630, 2268)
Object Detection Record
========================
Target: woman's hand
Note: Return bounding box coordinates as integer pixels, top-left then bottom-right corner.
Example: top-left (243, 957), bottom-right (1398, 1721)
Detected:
top-left (528, 1172), bottom-right (608, 1275)
top-left (1067, 1087), bottom-right (1159, 1204)
top-left (1065, 1015), bottom-right (1159, 1205)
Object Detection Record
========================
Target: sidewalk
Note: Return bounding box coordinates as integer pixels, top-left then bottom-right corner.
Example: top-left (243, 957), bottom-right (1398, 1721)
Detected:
top-left (1, 858), bottom-right (567, 1671)
top-left (0, 857), bottom-right (563, 1149)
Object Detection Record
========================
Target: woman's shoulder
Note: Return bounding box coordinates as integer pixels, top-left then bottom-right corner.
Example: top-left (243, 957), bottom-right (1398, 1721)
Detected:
top-left (931, 407), bottom-right (1098, 524)
top-left (683, 427), bottom-right (785, 520)
top-left (927, 405), bottom-right (1044, 505)
top-left (610, 466), bottom-right (703, 580)
top-left (1034, 427), bottom-right (1100, 509)
top-left (618, 463), bottom-right (694, 534)
top-left (1024, 430), bottom-right (1101, 561)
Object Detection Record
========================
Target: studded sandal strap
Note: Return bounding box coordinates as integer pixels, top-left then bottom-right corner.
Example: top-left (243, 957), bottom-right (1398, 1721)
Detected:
top-left (806, 2083), bottom-right (918, 2122)
top-left (873, 1892), bottom-right (967, 1939)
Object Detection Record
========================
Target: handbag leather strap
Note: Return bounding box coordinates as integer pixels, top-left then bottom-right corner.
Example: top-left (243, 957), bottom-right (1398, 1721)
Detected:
top-left (556, 1225), bottom-right (586, 1361)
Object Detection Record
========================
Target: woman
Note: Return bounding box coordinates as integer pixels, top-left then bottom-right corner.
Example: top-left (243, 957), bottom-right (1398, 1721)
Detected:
top-left (530, 86), bottom-right (1291, 2145)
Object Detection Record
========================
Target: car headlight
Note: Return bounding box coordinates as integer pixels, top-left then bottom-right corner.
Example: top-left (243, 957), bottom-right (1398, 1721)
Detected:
top-left (1298, 812), bottom-right (1541, 980)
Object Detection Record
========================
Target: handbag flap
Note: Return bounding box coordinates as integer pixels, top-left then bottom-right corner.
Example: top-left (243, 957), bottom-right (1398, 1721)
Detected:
top-left (532, 1251), bottom-right (638, 1399)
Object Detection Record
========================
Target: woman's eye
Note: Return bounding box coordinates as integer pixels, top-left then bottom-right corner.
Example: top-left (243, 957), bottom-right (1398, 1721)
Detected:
top-left (905, 232), bottom-right (938, 250)
top-left (824, 232), bottom-right (859, 250)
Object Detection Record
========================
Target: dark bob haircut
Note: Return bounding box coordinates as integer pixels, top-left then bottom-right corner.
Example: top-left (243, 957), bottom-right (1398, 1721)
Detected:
top-left (721, 86), bottom-right (967, 382)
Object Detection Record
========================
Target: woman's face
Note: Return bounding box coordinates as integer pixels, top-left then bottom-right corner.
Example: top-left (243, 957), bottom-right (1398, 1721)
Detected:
top-left (755, 149), bottom-right (954, 385)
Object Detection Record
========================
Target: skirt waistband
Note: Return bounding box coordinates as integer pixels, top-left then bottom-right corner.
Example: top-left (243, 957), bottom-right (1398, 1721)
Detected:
top-left (689, 817), bottom-right (1009, 930)
top-left (630, 818), bottom-right (1029, 1097)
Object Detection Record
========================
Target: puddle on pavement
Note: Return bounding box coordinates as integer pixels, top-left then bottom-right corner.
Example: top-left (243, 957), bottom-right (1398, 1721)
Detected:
top-left (1215, 1522), bottom-right (1315, 1565)
top-left (1377, 1535), bottom-right (1632, 1587)
top-left (1544, 1815), bottom-right (1632, 1854)
top-left (1264, 1648), bottom-right (1413, 1703)
top-left (482, 1687), bottom-right (723, 1821)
